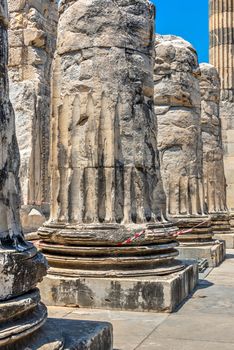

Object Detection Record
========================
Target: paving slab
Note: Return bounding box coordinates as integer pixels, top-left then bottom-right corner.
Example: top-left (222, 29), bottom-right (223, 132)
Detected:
top-left (146, 313), bottom-right (234, 344)
top-left (178, 284), bottom-right (234, 315)
top-left (57, 309), bottom-right (168, 350)
top-left (137, 338), bottom-right (234, 350)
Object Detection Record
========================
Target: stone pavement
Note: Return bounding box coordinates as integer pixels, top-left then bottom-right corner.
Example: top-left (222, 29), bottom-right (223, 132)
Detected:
top-left (48, 249), bottom-right (234, 350)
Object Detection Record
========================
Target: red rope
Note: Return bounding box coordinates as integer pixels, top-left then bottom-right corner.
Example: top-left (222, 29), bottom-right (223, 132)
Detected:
top-left (118, 230), bottom-right (146, 246)
top-left (117, 220), bottom-right (208, 246)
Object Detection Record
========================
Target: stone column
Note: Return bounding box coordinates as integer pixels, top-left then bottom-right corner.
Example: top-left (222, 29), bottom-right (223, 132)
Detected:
top-left (38, 0), bottom-right (198, 312)
top-left (154, 35), bottom-right (224, 267)
top-left (0, 1), bottom-right (48, 346)
top-left (200, 62), bottom-right (234, 247)
top-left (209, 0), bottom-right (234, 238)
top-left (8, 0), bottom-right (58, 235)
top-left (0, 2), bottom-right (113, 348)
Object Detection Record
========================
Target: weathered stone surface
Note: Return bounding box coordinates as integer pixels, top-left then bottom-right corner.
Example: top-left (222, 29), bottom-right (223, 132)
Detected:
top-left (38, 0), bottom-right (198, 311)
top-left (0, 2), bottom-right (48, 348)
top-left (214, 232), bottom-right (234, 249)
top-left (0, 300), bottom-right (47, 347)
top-left (8, 0), bottom-right (58, 233)
top-left (0, 0), bottom-right (24, 249)
top-left (154, 36), bottom-right (213, 241)
top-left (0, 2), bottom-right (113, 349)
top-left (50, 0), bottom-right (164, 227)
top-left (0, 288), bottom-right (41, 322)
top-left (153, 35), bottom-right (225, 265)
top-left (0, 246), bottom-right (47, 301)
top-left (39, 263), bottom-right (198, 313)
top-left (199, 63), bottom-right (233, 248)
top-left (7, 318), bottom-right (113, 350)
top-left (39, 0), bottom-right (184, 275)
top-left (177, 241), bottom-right (226, 267)
top-left (154, 35), bottom-right (202, 218)
top-left (199, 63), bottom-right (226, 213)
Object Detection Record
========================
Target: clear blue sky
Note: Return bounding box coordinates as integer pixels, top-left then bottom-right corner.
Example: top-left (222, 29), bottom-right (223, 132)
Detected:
top-left (152, 0), bottom-right (209, 63)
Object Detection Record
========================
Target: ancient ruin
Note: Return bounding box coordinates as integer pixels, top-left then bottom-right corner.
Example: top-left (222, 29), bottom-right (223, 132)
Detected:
top-left (199, 63), bottom-right (226, 213)
top-left (154, 35), bottom-right (225, 266)
top-left (209, 0), bottom-right (234, 247)
top-left (8, 0), bottom-right (58, 234)
top-left (209, 0), bottom-right (234, 210)
top-left (38, 0), bottom-right (198, 312)
top-left (199, 63), bottom-right (234, 244)
top-left (0, 1), bottom-right (113, 349)
top-left (1, 0), bottom-right (234, 348)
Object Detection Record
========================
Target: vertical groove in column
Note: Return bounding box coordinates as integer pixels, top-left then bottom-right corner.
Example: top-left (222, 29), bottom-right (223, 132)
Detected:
top-left (209, 0), bottom-right (234, 211)
top-left (209, 0), bottom-right (234, 101)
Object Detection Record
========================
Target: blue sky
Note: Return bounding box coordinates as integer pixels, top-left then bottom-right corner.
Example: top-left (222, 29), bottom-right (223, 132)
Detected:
top-left (152, 0), bottom-right (209, 63)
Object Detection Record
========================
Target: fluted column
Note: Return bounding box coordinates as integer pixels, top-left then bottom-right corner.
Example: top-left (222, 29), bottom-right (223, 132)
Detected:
top-left (199, 63), bottom-right (231, 236)
top-left (38, 0), bottom-right (183, 278)
top-left (8, 0), bottom-right (58, 234)
top-left (209, 0), bottom-right (234, 101)
top-left (154, 35), bottom-right (213, 245)
top-left (209, 0), bottom-right (234, 211)
top-left (199, 63), bottom-right (226, 212)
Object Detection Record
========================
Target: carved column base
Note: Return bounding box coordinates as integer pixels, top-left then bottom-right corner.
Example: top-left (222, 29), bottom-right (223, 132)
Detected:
top-left (169, 215), bottom-right (225, 267)
top-left (211, 212), bottom-right (231, 233)
top-left (170, 215), bottom-right (225, 267)
top-left (171, 215), bottom-right (214, 245)
top-left (38, 222), bottom-right (185, 277)
top-left (0, 245), bottom-right (48, 348)
top-left (0, 289), bottom-right (47, 347)
top-left (39, 262), bottom-right (198, 313)
top-left (3, 310), bottom-right (113, 350)
top-left (212, 212), bottom-right (234, 249)
top-left (38, 222), bottom-right (198, 312)
top-left (229, 212), bottom-right (234, 227)
top-left (177, 242), bottom-right (225, 267)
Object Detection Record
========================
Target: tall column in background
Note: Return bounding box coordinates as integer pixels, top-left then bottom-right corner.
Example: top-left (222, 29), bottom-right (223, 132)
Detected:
top-left (209, 0), bottom-right (234, 214)
top-left (199, 62), bottom-right (234, 247)
top-left (38, 0), bottom-right (198, 312)
top-left (8, 0), bottom-right (58, 234)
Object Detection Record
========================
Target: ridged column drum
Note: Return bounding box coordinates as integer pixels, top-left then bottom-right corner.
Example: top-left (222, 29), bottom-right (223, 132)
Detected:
top-left (154, 35), bottom-right (213, 246)
top-left (38, 0), bottom-right (184, 278)
top-left (209, 0), bottom-right (234, 102)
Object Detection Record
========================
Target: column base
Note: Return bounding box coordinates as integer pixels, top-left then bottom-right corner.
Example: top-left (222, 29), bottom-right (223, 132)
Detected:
top-left (0, 289), bottom-right (47, 347)
top-left (171, 215), bottom-right (213, 243)
top-left (39, 262), bottom-right (198, 313)
top-left (209, 212), bottom-right (233, 249)
top-left (213, 233), bottom-right (234, 249)
top-left (4, 318), bottom-right (113, 350)
top-left (177, 241), bottom-right (226, 267)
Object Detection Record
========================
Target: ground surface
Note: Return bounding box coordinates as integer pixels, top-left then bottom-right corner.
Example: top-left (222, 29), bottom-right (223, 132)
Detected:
top-left (48, 249), bottom-right (234, 350)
